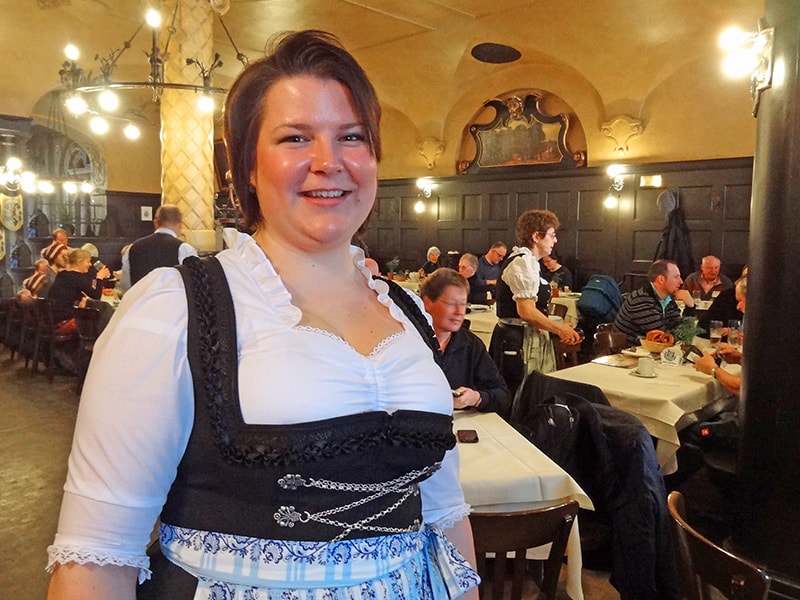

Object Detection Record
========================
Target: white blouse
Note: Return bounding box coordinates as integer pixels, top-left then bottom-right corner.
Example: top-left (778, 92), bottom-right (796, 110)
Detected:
top-left (501, 246), bottom-right (544, 300)
top-left (48, 229), bottom-right (467, 572)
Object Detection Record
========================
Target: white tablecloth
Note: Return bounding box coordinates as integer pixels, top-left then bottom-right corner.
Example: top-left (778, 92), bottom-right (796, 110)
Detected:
top-left (548, 361), bottom-right (725, 473)
top-left (455, 411), bottom-right (592, 599)
top-left (465, 307), bottom-right (497, 348)
top-left (550, 293), bottom-right (581, 325)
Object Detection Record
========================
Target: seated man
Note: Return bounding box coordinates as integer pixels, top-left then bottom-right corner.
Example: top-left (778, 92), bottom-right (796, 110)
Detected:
top-left (682, 255), bottom-right (733, 301)
top-left (457, 252), bottom-right (491, 304)
top-left (476, 241), bottom-right (507, 289)
top-left (614, 259), bottom-right (695, 345)
top-left (421, 268), bottom-right (511, 418)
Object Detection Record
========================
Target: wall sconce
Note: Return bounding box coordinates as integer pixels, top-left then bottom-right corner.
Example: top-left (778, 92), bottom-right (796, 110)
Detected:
top-left (719, 23), bottom-right (775, 117)
top-left (604, 164), bottom-right (624, 208)
top-left (416, 177), bottom-right (437, 198)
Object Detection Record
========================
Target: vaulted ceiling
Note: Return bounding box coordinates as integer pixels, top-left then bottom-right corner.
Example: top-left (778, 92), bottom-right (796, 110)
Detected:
top-left (2, 0), bottom-right (764, 190)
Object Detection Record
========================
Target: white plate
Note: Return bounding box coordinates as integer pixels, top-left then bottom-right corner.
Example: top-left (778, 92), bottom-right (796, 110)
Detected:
top-left (630, 369), bottom-right (657, 378)
top-left (468, 304), bottom-right (491, 312)
top-left (621, 347), bottom-right (652, 357)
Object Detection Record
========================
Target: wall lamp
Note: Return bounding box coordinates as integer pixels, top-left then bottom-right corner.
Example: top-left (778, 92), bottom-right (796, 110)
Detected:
top-left (719, 23), bottom-right (775, 117)
top-left (0, 157), bottom-right (93, 195)
top-left (604, 164), bottom-right (625, 208)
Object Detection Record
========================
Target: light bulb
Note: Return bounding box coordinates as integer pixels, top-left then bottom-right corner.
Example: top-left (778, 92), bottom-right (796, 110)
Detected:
top-left (80, 181), bottom-right (95, 194)
top-left (6, 156), bottom-right (22, 171)
top-left (145, 9), bottom-right (161, 28)
top-left (64, 44), bottom-right (80, 61)
top-left (604, 195), bottom-right (618, 209)
top-left (63, 181), bottom-right (78, 194)
top-left (414, 200), bottom-right (426, 214)
top-left (719, 27), bottom-right (749, 51)
top-left (38, 181), bottom-right (55, 194)
top-left (65, 94), bottom-right (88, 115)
top-left (123, 123), bottom-right (141, 140)
top-left (89, 116), bottom-right (110, 134)
top-left (723, 49), bottom-right (757, 78)
top-left (197, 94), bottom-right (215, 113)
top-left (98, 89), bottom-right (119, 112)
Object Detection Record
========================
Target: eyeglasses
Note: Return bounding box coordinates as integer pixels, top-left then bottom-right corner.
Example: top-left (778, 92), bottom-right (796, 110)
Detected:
top-left (440, 300), bottom-right (468, 309)
top-left (539, 231), bottom-right (558, 240)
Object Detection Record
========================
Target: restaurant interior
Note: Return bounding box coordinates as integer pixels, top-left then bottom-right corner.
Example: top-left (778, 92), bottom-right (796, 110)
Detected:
top-left (3, 0), bottom-right (800, 598)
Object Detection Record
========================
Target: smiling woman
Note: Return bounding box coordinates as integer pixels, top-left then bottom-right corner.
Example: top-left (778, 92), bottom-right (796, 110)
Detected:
top-left (46, 30), bottom-right (479, 600)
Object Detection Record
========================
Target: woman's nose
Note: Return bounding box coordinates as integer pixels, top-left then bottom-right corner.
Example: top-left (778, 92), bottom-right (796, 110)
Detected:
top-left (311, 141), bottom-right (343, 173)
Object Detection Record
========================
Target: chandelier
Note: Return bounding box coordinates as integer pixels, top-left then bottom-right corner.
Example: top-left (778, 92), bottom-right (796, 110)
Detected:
top-left (57, 1), bottom-right (247, 140)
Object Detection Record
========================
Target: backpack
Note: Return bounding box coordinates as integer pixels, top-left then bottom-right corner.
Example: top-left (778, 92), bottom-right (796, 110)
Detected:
top-left (576, 274), bottom-right (623, 322)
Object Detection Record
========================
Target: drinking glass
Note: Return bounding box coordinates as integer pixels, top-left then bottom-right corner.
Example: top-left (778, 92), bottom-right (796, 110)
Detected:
top-left (709, 320), bottom-right (723, 348)
top-left (727, 319), bottom-right (742, 350)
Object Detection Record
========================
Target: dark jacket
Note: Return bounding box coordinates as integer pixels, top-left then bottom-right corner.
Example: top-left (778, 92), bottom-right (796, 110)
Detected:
top-left (654, 207), bottom-right (694, 279)
top-left (511, 371), bottom-right (680, 600)
top-left (129, 232), bottom-right (183, 286)
top-left (441, 327), bottom-right (510, 418)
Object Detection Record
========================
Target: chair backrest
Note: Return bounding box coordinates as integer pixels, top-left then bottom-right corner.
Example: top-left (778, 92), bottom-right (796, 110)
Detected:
top-left (667, 491), bottom-right (769, 600)
top-left (552, 337), bottom-right (580, 370)
top-left (470, 500), bottom-right (579, 600)
top-left (593, 330), bottom-right (628, 355)
top-left (73, 306), bottom-right (101, 341)
top-left (595, 322), bottom-right (614, 333)
top-left (548, 302), bottom-right (568, 319)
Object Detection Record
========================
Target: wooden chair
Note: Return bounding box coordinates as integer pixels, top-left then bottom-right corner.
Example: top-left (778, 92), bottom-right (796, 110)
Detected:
top-left (548, 302), bottom-right (568, 320)
top-left (552, 337), bottom-right (581, 370)
top-left (470, 500), bottom-right (579, 600)
top-left (32, 298), bottom-right (79, 381)
top-left (73, 305), bottom-right (102, 393)
top-left (667, 491), bottom-right (770, 600)
top-left (595, 322), bottom-right (614, 333)
top-left (593, 330), bottom-right (628, 356)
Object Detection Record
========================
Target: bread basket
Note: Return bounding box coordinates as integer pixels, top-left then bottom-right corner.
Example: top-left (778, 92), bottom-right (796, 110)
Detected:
top-left (639, 338), bottom-right (672, 353)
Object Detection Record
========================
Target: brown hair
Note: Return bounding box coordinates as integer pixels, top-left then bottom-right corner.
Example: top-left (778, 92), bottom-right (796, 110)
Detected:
top-left (515, 209), bottom-right (560, 248)
top-left (223, 30), bottom-right (381, 230)
top-left (420, 268), bottom-right (469, 301)
top-left (647, 259), bottom-right (676, 282)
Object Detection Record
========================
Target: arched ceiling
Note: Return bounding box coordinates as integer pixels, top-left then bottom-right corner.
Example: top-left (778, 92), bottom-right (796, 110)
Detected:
top-left (1, 0), bottom-right (764, 188)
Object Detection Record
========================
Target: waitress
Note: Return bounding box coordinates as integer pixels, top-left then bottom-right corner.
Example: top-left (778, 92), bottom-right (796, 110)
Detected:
top-left (494, 209), bottom-right (581, 374)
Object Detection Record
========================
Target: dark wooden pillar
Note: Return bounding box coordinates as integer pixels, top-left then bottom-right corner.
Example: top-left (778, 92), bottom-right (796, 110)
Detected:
top-left (733, 0), bottom-right (800, 580)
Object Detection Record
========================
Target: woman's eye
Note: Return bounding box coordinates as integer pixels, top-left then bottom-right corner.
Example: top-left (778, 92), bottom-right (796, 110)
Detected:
top-left (280, 134), bottom-right (307, 144)
top-left (341, 132), bottom-right (366, 142)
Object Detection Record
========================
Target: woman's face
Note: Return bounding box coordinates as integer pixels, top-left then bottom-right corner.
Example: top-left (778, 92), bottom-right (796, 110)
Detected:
top-left (533, 227), bottom-right (557, 257)
top-left (249, 76), bottom-right (377, 253)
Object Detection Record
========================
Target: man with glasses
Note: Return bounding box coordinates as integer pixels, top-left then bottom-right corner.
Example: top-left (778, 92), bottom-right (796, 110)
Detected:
top-left (421, 268), bottom-right (510, 418)
top-left (458, 253), bottom-right (491, 305)
top-left (476, 241), bottom-right (507, 289)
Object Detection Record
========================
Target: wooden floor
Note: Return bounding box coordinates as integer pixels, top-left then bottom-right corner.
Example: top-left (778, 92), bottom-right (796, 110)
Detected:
top-left (0, 357), bottom-right (622, 599)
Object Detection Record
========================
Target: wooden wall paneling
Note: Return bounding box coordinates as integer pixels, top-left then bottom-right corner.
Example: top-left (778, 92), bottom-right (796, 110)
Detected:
top-left (720, 182), bottom-right (752, 275)
top-left (574, 186), bottom-right (618, 285)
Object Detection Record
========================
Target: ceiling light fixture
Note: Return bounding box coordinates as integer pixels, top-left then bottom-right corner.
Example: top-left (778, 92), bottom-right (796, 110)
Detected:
top-left (56, 1), bottom-right (248, 139)
top-left (719, 22), bottom-right (775, 117)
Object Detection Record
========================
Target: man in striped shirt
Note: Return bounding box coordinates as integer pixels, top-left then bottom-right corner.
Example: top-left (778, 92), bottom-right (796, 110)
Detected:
top-left (613, 259), bottom-right (696, 345)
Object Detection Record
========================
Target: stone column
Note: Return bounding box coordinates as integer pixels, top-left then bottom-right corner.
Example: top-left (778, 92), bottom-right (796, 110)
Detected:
top-left (159, 0), bottom-right (216, 252)
top-left (732, 0), bottom-right (800, 581)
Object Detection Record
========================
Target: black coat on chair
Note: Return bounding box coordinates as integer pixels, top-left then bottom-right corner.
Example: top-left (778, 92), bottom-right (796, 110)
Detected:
top-left (510, 371), bottom-right (681, 600)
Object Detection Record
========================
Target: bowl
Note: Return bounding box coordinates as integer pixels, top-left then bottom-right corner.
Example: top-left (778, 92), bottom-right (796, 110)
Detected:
top-left (640, 338), bottom-right (672, 353)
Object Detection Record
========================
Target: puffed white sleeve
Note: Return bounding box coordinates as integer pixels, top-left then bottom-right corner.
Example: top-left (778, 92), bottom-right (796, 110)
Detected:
top-left (47, 267), bottom-right (195, 580)
top-left (501, 254), bottom-right (541, 300)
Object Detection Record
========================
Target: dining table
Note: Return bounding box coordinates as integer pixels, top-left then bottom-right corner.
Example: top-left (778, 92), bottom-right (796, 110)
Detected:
top-left (548, 357), bottom-right (728, 473)
top-left (464, 305), bottom-right (498, 348)
top-left (455, 410), bottom-right (593, 600)
top-left (550, 292), bottom-right (581, 325)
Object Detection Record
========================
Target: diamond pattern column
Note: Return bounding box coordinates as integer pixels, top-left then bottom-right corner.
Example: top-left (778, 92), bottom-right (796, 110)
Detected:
top-left (160, 0), bottom-right (216, 252)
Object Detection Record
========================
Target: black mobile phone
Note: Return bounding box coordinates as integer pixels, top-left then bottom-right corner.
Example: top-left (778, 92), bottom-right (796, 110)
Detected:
top-left (682, 345), bottom-right (704, 364)
top-left (456, 429), bottom-right (479, 443)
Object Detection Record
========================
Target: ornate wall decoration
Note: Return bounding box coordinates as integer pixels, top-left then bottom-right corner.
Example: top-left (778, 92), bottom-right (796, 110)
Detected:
top-left (416, 137), bottom-right (446, 170)
top-left (1, 193), bottom-right (23, 231)
top-left (460, 94), bottom-right (586, 174)
top-left (600, 115), bottom-right (643, 155)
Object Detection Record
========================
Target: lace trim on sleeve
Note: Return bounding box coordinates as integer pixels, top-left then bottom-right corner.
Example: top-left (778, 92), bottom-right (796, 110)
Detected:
top-left (429, 503), bottom-right (472, 532)
top-left (46, 544), bottom-right (152, 584)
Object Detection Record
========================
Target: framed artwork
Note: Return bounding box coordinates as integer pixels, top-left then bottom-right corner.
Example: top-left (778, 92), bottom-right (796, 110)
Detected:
top-left (459, 94), bottom-right (586, 174)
